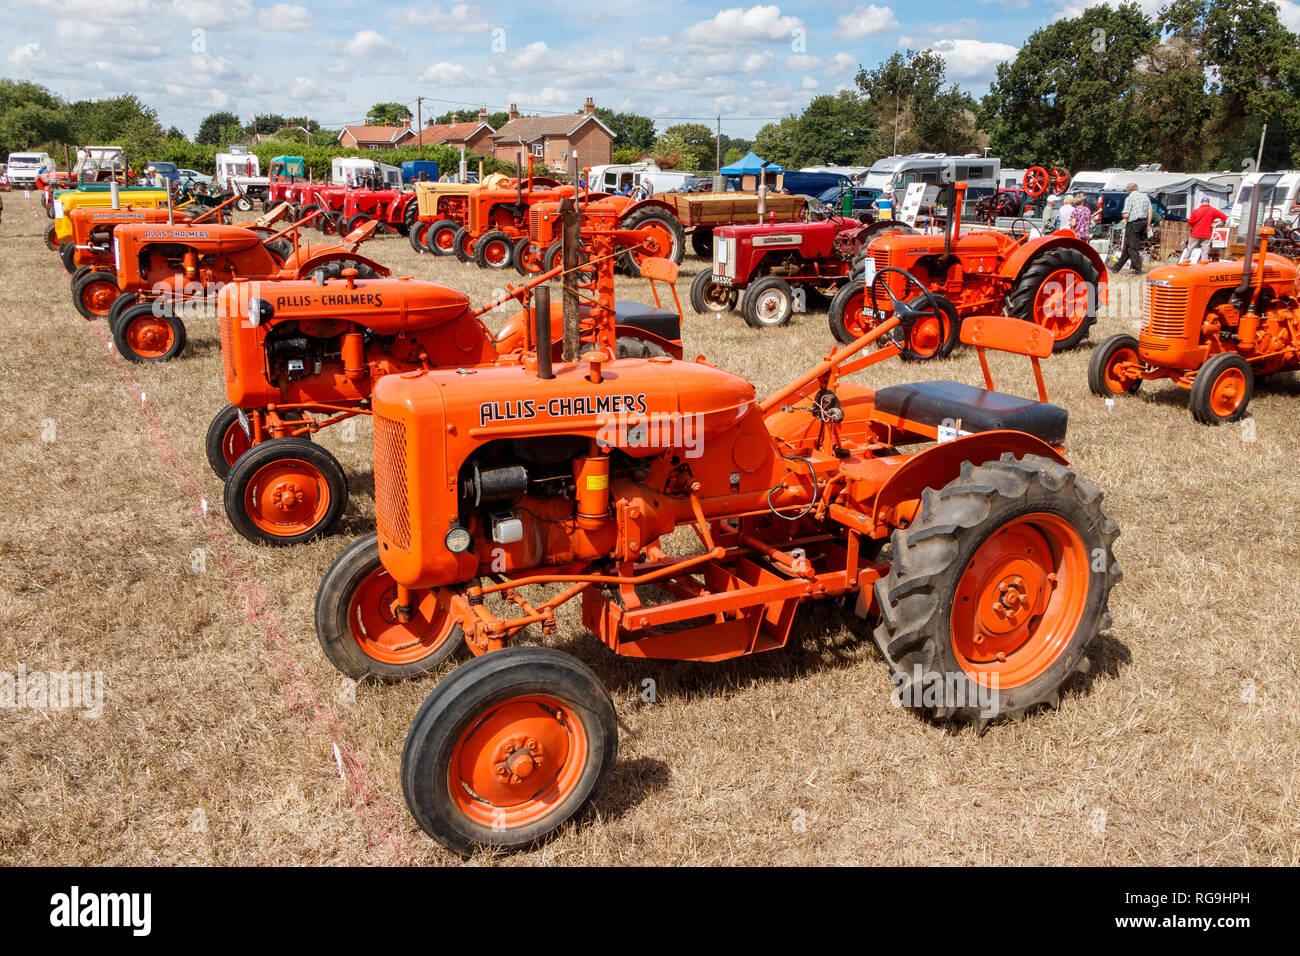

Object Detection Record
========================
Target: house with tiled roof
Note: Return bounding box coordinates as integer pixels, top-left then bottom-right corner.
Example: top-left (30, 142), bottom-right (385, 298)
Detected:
top-left (337, 122), bottom-right (413, 150)
top-left (490, 97), bottom-right (614, 170)
top-left (399, 108), bottom-right (496, 155)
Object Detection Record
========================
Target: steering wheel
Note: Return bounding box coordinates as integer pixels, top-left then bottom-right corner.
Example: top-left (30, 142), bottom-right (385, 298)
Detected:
top-left (1008, 217), bottom-right (1037, 240)
top-left (866, 266), bottom-right (948, 360)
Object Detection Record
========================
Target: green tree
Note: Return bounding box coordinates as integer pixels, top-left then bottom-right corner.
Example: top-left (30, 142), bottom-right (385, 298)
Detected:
top-left (196, 111), bottom-right (241, 145)
top-left (0, 80), bottom-right (68, 154)
top-left (752, 116), bottom-right (801, 168)
top-left (594, 107), bottom-right (657, 154)
top-left (977, 4), bottom-right (1157, 169)
top-left (367, 102), bottom-right (412, 126)
top-left (858, 50), bottom-right (977, 156)
top-left (793, 91), bottom-right (877, 165)
top-left (653, 123), bottom-right (714, 170)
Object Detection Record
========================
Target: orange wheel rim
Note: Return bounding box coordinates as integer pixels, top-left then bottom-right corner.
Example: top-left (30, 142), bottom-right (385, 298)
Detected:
top-left (485, 240), bottom-right (509, 265)
top-left (243, 457), bottom-right (330, 536)
top-left (415, 225), bottom-right (430, 246)
top-left (124, 314), bottom-right (175, 357)
top-left (449, 695), bottom-right (588, 830)
top-left (951, 513), bottom-right (1089, 690)
top-left (348, 566), bottom-right (456, 665)
top-left (434, 228), bottom-right (455, 250)
top-left (1210, 367), bottom-right (1246, 416)
top-left (82, 281), bottom-right (117, 317)
top-left (1104, 346), bottom-right (1139, 393)
top-left (843, 292), bottom-right (875, 337)
top-left (1034, 268), bottom-right (1090, 340)
top-left (909, 313), bottom-right (946, 356)
top-left (461, 234), bottom-right (475, 255)
top-left (221, 420), bottom-right (252, 468)
top-left (633, 224), bottom-right (673, 262)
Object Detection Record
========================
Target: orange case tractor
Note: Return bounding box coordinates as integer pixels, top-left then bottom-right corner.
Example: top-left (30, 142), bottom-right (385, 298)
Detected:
top-left (210, 254), bottom-right (685, 545)
top-left (828, 179), bottom-right (1108, 354)
top-left (515, 191), bottom-right (685, 278)
top-left (310, 237), bottom-right (1122, 855)
top-left (95, 215), bottom-right (387, 362)
top-left (1088, 175), bottom-right (1300, 423)
top-left (456, 159), bottom-right (585, 269)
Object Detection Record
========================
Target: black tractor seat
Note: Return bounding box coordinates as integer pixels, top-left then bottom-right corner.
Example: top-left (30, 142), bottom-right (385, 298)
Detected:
top-left (874, 380), bottom-right (1068, 444)
top-left (612, 300), bottom-right (680, 341)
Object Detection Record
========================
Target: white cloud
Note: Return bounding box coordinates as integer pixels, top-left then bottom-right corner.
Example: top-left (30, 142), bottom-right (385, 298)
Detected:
top-left (1275, 0), bottom-right (1300, 28)
top-left (837, 5), bottom-right (898, 39)
top-left (642, 4), bottom-right (804, 54)
top-left (8, 41), bottom-right (44, 71)
top-left (823, 52), bottom-right (858, 78)
top-left (29, 0), bottom-right (152, 23)
top-left (506, 86), bottom-right (576, 109)
top-left (390, 3), bottom-right (491, 32)
top-left (785, 54), bottom-right (821, 71)
top-left (168, 0), bottom-right (254, 24)
top-left (344, 29), bottom-right (398, 58)
top-left (259, 4), bottom-right (313, 30)
top-left (927, 38), bottom-right (1018, 82)
top-left (419, 61), bottom-right (474, 85)
top-left (288, 76), bottom-right (343, 101)
top-left (800, 75), bottom-right (819, 90)
top-left (52, 20), bottom-right (165, 58)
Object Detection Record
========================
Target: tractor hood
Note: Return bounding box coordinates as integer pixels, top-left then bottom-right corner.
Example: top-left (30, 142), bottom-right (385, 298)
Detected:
top-left (1145, 252), bottom-right (1298, 290)
top-left (715, 221), bottom-right (837, 242)
top-left (224, 276), bottom-right (472, 335)
top-left (113, 222), bottom-right (265, 257)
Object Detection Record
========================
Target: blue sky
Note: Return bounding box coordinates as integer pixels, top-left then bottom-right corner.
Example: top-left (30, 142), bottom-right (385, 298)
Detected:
top-left (4, 0), bottom-right (1296, 140)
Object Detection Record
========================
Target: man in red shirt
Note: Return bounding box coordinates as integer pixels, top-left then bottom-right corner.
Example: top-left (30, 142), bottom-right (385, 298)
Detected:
top-left (1180, 198), bottom-right (1228, 264)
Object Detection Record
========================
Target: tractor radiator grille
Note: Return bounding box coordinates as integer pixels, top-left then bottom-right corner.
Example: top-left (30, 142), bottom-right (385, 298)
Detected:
top-left (467, 200), bottom-right (482, 234)
top-left (219, 311), bottom-right (236, 383)
top-left (529, 208), bottom-right (541, 239)
top-left (871, 249), bottom-right (892, 273)
top-left (373, 415), bottom-right (411, 551)
top-left (1145, 285), bottom-right (1190, 338)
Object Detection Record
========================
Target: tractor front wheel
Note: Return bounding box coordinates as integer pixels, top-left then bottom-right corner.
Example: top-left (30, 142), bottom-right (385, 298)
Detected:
top-left (873, 454), bottom-right (1120, 725)
top-left (619, 208), bottom-right (686, 274)
top-left (1190, 351), bottom-right (1254, 425)
top-left (44, 222), bottom-right (60, 251)
top-left (452, 226), bottom-right (476, 263)
top-left (59, 239), bottom-right (77, 274)
top-left (113, 302), bottom-right (187, 362)
top-left (543, 239), bottom-right (595, 283)
top-left (741, 276), bottom-right (796, 328)
top-left (70, 265), bottom-right (92, 288)
top-left (223, 438), bottom-right (347, 546)
top-left (315, 532), bottom-right (466, 680)
top-left (1087, 334), bottom-right (1144, 397)
top-left (344, 213), bottom-right (373, 236)
top-left (409, 221), bottom-right (431, 254)
top-left (205, 404), bottom-right (256, 479)
top-left (512, 237), bottom-right (544, 275)
top-left (401, 646), bottom-right (618, 855)
top-left (689, 269), bottom-right (737, 314)
top-left (72, 270), bottom-right (121, 320)
top-left (828, 282), bottom-right (958, 360)
top-left (1007, 248), bottom-right (1099, 351)
top-left (424, 220), bottom-right (461, 256)
top-left (475, 230), bottom-right (515, 270)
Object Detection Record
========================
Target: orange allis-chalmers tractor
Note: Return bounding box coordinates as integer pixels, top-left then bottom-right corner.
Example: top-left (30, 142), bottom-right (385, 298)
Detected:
top-left (1089, 177), bottom-right (1300, 424)
top-left (310, 241), bottom-right (1122, 854)
top-left (829, 180), bottom-right (1107, 355)
top-left (513, 191), bottom-right (685, 278)
top-left (209, 253), bottom-right (685, 545)
top-left (97, 215), bottom-right (387, 363)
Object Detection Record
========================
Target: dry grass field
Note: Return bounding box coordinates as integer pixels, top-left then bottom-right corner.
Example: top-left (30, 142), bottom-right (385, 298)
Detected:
top-left (1, 190), bottom-right (1297, 866)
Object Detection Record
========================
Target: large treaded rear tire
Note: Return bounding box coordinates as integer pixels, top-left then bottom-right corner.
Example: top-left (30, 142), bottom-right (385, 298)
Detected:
top-left (872, 454), bottom-right (1120, 726)
top-left (1006, 247), bottom-right (1099, 352)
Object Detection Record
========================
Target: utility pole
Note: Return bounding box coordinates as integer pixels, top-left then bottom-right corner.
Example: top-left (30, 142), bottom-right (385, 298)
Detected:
top-left (1256, 122), bottom-right (1268, 170)
top-left (716, 115), bottom-right (721, 172)
top-left (893, 93), bottom-right (900, 156)
top-left (416, 96), bottom-right (423, 157)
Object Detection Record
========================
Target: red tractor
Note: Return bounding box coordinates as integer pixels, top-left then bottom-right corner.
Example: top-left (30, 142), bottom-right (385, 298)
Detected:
top-left (1088, 176), bottom-right (1300, 423)
top-left (338, 186), bottom-right (419, 237)
top-left (828, 179), bottom-right (1106, 354)
top-left (297, 184), bottom-right (351, 234)
top-left (210, 255), bottom-right (686, 545)
top-left (309, 238), bottom-right (1122, 854)
top-left (692, 211), bottom-right (917, 329)
top-left (92, 215), bottom-right (387, 362)
top-left (514, 192), bottom-right (685, 277)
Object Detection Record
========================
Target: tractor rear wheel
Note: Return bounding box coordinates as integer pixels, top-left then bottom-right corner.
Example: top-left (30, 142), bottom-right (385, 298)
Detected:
top-left (299, 204), bottom-right (320, 228)
top-left (401, 646), bottom-right (618, 855)
top-left (741, 276), bottom-right (796, 328)
top-left (689, 269), bottom-right (737, 314)
top-left (425, 220), bottom-right (461, 256)
top-left (512, 237), bottom-right (544, 275)
top-left (113, 302), bottom-right (187, 362)
top-left (223, 438), bottom-right (347, 546)
top-left (344, 213), bottom-right (373, 236)
top-left (613, 336), bottom-right (670, 359)
top-left (59, 239), bottom-right (77, 274)
top-left (452, 226), bottom-right (476, 263)
top-left (1007, 247), bottom-right (1099, 352)
top-left (690, 229), bottom-right (713, 260)
top-left (315, 532), bottom-right (466, 680)
top-left (475, 230), bottom-right (515, 270)
top-left (44, 222), bottom-right (61, 251)
top-left (72, 270), bottom-right (121, 320)
top-left (619, 208), bottom-right (686, 274)
top-left (873, 454), bottom-right (1120, 726)
top-left (1190, 351), bottom-right (1254, 425)
top-left (1087, 334), bottom-right (1144, 397)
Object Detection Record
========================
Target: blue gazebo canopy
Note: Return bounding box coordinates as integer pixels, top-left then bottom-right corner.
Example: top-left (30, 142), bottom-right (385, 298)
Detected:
top-left (719, 151), bottom-right (783, 176)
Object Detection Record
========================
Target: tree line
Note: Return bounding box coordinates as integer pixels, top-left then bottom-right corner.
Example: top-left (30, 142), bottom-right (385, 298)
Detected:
top-left (4, 0), bottom-right (1299, 177)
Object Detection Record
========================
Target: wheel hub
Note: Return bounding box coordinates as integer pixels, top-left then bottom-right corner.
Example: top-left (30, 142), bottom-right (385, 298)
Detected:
top-left (269, 480), bottom-right (306, 511)
top-left (497, 737), bottom-right (543, 783)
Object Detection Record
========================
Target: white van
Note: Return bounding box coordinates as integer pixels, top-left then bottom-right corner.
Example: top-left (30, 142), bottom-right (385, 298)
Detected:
top-left (1228, 171), bottom-right (1300, 228)
top-left (331, 157), bottom-right (401, 188)
top-left (6, 151), bottom-right (54, 186)
top-left (861, 153), bottom-right (999, 215)
top-left (587, 162), bottom-right (690, 195)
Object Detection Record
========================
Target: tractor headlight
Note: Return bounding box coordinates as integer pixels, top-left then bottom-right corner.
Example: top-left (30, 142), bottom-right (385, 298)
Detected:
top-left (444, 525), bottom-right (473, 554)
top-left (247, 297), bottom-right (274, 327)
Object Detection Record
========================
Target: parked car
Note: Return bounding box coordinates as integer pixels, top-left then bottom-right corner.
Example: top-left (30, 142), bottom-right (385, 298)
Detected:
top-left (145, 161), bottom-right (180, 184)
top-left (816, 185), bottom-right (882, 213)
top-left (179, 168), bottom-right (214, 188)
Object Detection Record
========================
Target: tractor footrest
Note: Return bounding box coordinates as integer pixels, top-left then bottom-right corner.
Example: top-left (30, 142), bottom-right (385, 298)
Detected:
top-left (874, 380), bottom-right (1068, 444)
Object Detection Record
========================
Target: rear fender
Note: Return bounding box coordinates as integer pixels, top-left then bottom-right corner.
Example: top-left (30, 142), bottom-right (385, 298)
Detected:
top-left (869, 432), bottom-right (1068, 530)
top-left (1000, 235), bottom-right (1109, 305)
top-left (616, 198), bottom-right (679, 222)
top-left (495, 303), bottom-right (684, 359)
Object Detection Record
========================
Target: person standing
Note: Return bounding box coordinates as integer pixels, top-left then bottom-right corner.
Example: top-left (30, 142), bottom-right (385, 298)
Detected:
top-left (1070, 192), bottom-right (1094, 242)
top-left (1180, 198), bottom-right (1228, 264)
top-left (1113, 183), bottom-right (1152, 274)
top-left (1057, 193), bottom-right (1075, 232)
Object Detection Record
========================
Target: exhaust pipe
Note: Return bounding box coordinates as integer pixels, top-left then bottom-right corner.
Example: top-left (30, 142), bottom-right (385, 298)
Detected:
top-left (110, 178), bottom-right (120, 210)
top-left (533, 285), bottom-right (553, 379)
